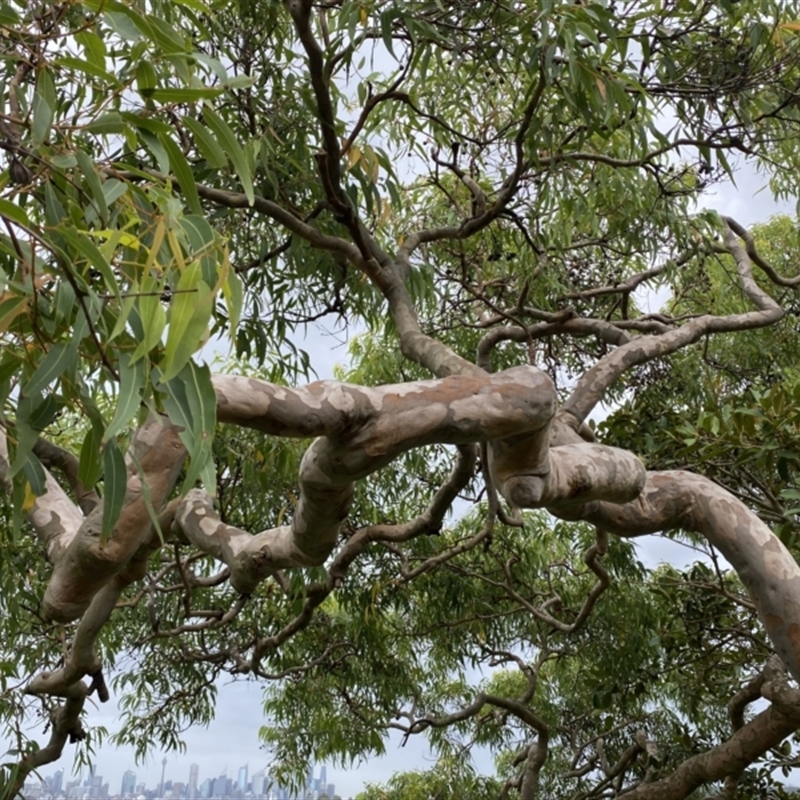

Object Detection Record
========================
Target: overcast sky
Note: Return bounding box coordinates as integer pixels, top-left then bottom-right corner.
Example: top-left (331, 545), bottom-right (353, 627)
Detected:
top-left (10, 153), bottom-right (798, 799)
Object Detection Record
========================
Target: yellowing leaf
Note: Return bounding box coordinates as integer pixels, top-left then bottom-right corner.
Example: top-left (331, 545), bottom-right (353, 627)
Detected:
top-left (21, 481), bottom-right (36, 512)
top-left (347, 145), bottom-right (362, 170)
top-left (91, 229), bottom-right (140, 250)
top-left (0, 295), bottom-right (28, 331)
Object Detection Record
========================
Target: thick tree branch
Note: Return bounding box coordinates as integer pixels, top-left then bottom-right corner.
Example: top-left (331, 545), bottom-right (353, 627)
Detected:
top-left (0, 425), bottom-right (84, 564)
top-left (561, 471), bottom-right (800, 685)
top-left (41, 416), bottom-right (185, 623)
top-left (179, 369), bottom-right (555, 584)
top-left (620, 659), bottom-right (800, 800)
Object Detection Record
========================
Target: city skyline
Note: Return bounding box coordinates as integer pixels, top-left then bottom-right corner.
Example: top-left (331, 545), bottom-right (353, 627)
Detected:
top-left (25, 762), bottom-right (337, 800)
top-left (4, 677), bottom-right (447, 800)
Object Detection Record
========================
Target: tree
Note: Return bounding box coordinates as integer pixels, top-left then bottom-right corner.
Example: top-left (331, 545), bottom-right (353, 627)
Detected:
top-left (3, 0), bottom-right (800, 797)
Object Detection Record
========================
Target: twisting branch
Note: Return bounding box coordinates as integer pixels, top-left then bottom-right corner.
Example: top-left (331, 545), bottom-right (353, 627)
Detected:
top-left (33, 437), bottom-right (100, 515)
top-left (178, 368), bottom-right (556, 588)
top-left (723, 216), bottom-right (800, 287)
top-left (560, 471), bottom-right (800, 685)
top-left (618, 658), bottom-right (800, 800)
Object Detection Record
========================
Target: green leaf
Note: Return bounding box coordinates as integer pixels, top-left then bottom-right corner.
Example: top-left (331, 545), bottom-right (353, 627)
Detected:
top-left (22, 453), bottom-right (47, 497)
top-left (139, 129), bottom-right (170, 175)
top-left (161, 361), bottom-right (217, 494)
top-left (22, 341), bottom-right (77, 397)
top-left (136, 61), bottom-right (158, 96)
top-left (160, 262), bottom-right (214, 382)
top-left (56, 225), bottom-right (119, 302)
top-left (201, 107), bottom-right (254, 205)
top-left (103, 354), bottom-right (146, 443)
top-left (222, 266), bottom-right (243, 333)
top-left (131, 278), bottom-right (167, 362)
top-left (11, 395), bottom-right (60, 477)
top-left (32, 69), bottom-right (55, 147)
top-left (0, 295), bottom-right (28, 332)
top-left (159, 134), bottom-right (202, 214)
top-left (79, 425), bottom-right (103, 489)
top-left (183, 116), bottom-right (227, 169)
top-left (74, 150), bottom-right (109, 225)
top-left (75, 29), bottom-right (106, 68)
top-left (55, 55), bottom-right (118, 85)
top-left (0, 199), bottom-right (32, 229)
top-left (150, 88), bottom-right (224, 103)
top-left (85, 112), bottom-right (126, 134)
top-left (101, 438), bottom-right (128, 543)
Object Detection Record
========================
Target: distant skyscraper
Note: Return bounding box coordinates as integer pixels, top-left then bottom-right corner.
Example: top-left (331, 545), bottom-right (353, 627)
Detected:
top-left (121, 770), bottom-right (137, 796)
top-left (305, 766), bottom-right (314, 795)
top-left (52, 770), bottom-right (63, 795)
top-left (249, 770), bottom-right (264, 798)
top-left (188, 764), bottom-right (199, 799)
top-left (236, 765), bottom-right (248, 793)
top-left (159, 758), bottom-right (168, 798)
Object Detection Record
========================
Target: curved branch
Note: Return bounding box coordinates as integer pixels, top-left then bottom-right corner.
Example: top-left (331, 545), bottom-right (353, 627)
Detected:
top-left (33, 437), bottom-right (100, 515)
top-left (560, 471), bottom-right (800, 685)
top-left (42, 416), bottom-right (185, 623)
top-left (477, 314), bottom-right (632, 372)
top-left (179, 368), bottom-right (555, 589)
top-left (723, 215), bottom-right (800, 288)
top-left (0, 425), bottom-right (84, 564)
top-left (619, 658), bottom-right (800, 800)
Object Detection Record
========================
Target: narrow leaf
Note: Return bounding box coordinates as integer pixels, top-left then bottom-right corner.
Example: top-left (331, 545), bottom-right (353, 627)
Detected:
top-left (101, 438), bottom-right (128, 543)
top-left (183, 117), bottom-right (227, 169)
top-left (75, 150), bottom-right (109, 225)
top-left (159, 134), bottom-right (203, 214)
top-left (160, 262), bottom-right (214, 382)
top-left (0, 199), bottom-right (32, 229)
top-left (32, 70), bottom-right (55, 147)
top-left (103, 354), bottom-right (146, 442)
top-left (202, 107), bottom-right (254, 205)
top-left (78, 425), bottom-right (103, 489)
top-left (23, 341), bottom-right (77, 397)
top-left (162, 362), bottom-right (217, 494)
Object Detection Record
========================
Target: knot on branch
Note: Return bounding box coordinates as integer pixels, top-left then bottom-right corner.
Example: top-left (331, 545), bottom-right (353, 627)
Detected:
top-left (493, 443), bottom-right (646, 510)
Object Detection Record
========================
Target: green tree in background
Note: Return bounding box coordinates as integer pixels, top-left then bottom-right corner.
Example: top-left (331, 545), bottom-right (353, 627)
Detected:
top-left (4, 1), bottom-right (800, 798)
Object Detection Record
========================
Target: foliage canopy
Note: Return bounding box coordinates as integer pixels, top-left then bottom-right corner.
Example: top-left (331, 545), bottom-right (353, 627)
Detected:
top-left (4, 1), bottom-right (800, 799)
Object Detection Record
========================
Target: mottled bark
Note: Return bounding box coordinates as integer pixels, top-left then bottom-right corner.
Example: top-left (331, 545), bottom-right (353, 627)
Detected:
top-left (7, 210), bottom-right (800, 797)
top-left (560, 471), bottom-right (800, 685)
top-left (41, 416), bottom-right (185, 623)
top-left (181, 367), bottom-right (557, 587)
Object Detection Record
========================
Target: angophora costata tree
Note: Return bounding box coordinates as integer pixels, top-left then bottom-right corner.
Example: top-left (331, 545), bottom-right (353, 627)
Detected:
top-left (3, 0), bottom-right (800, 797)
